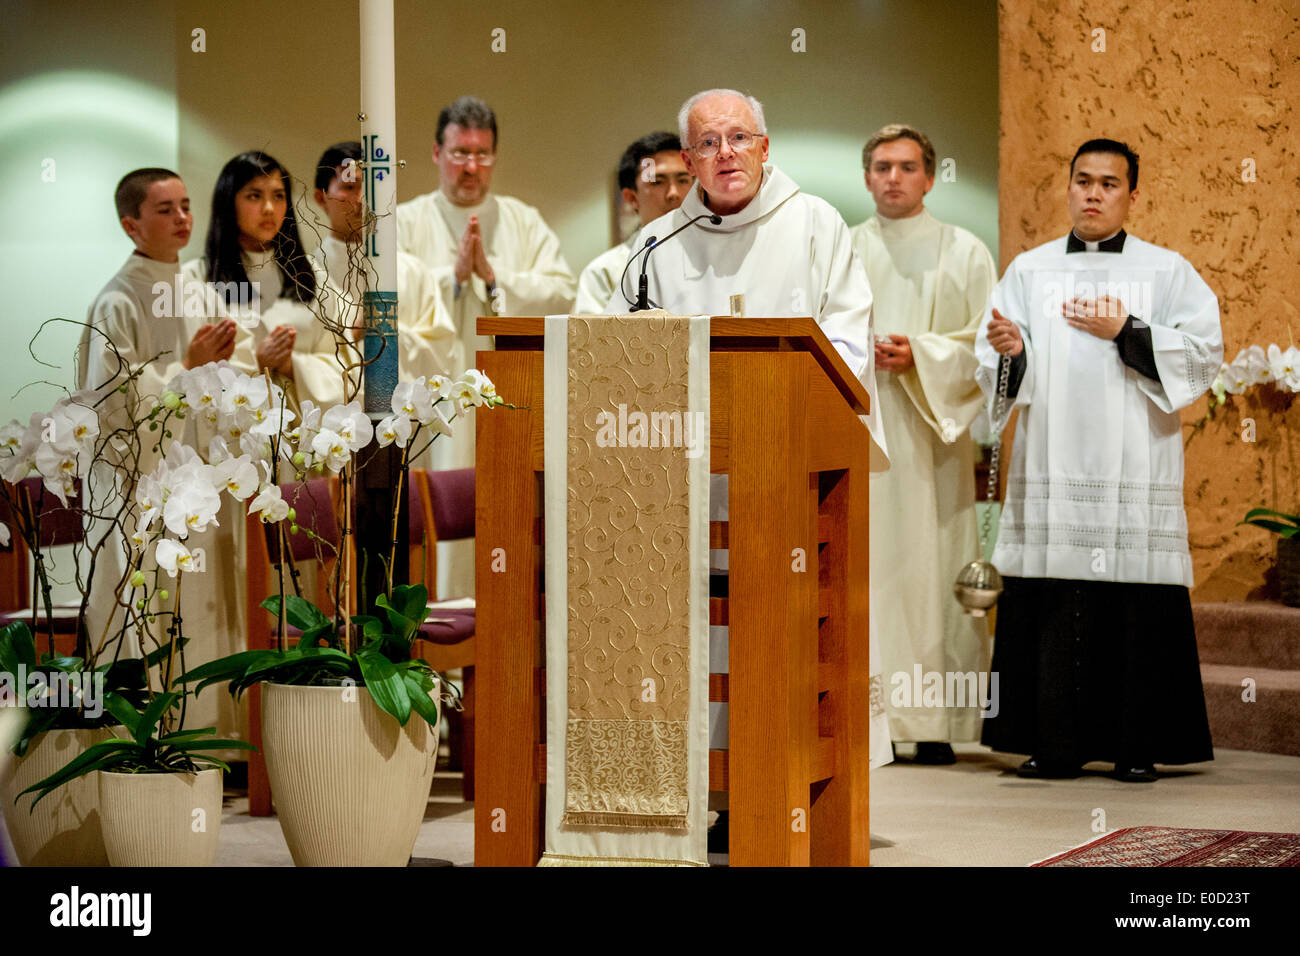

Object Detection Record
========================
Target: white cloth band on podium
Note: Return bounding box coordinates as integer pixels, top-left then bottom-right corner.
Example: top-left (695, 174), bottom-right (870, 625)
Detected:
top-left (539, 313), bottom-right (710, 866)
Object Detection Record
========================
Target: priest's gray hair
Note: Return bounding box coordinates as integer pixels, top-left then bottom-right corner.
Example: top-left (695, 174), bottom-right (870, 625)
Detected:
top-left (677, 89), bottom-right (767, 147)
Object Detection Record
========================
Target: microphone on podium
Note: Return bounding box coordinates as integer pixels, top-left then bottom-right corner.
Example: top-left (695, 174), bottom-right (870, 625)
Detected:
top-left (619, 212), bottom-right (723, 312)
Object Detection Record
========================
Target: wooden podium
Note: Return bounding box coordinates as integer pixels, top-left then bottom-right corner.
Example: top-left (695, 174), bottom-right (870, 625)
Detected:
top-left (474, 316), bottom-right (873, 866)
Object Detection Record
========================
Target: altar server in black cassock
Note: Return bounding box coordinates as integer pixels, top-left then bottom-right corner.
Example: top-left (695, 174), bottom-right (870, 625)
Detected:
top-left (976, 140), bottom-right (1222, 782)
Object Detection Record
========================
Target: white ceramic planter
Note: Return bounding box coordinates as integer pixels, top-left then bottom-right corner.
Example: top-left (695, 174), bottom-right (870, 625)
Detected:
top-left (262, 681), bottom-right (440, 866)
top-left (0, 727), bottom-right (121, 866)
top-left (98, 767), bottom-right (223, 867)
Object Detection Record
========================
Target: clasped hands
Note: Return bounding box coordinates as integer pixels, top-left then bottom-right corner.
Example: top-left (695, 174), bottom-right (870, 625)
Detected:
top-left (454, 215), bottom-right (495, 288)
top-left (986, 296), bottom-right (1127, 356)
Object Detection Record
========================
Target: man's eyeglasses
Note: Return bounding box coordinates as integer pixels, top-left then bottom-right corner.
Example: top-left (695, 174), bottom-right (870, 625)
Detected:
top-left (446, 149), bottom-right (496, 166)
top-left (688, 131), bottom-right (762, 159)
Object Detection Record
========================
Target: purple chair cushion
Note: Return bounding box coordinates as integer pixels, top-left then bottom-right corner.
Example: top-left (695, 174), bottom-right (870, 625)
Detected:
top-left (426, 468), bottom-right (475, 543)
top-left (419, 607), bottom-right (475, 645)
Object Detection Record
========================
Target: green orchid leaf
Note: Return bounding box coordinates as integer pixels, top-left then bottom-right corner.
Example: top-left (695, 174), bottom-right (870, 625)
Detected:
top-left (2, 623), bottom-right (37, 672)
top-left (38, 654), bottom-right (84, 671)
top-left (135, 693), bottom-right (179, 744)
top-left (1242, 507), bottom-right (1300, 525)
top-left (401, 670), bottom-right (440, 729)
top-left (178, 650), bottom-right (280, 685)
top-left (1239, 518), bottom-right (1300, 537)
top-left (262, 594), bottom-right (332, 633)
top-left (103, 693), bottom-right (143, 738)
top-left (356, 649), bottom-right (410, 726)
top-left (392, 584), bottom-right (430, 623)
top-left (17, 739), bottom-right (138, 809)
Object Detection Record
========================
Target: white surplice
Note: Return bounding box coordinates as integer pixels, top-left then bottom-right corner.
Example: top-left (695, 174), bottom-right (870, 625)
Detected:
top-left (574, 236), bottom-right (636, 314)
top-left (313, 236), bottom-right (458, 471)
top-left (607, 164), bottom-right (892, 768)
top-left (852, 209), bottom-right (996, 742)
top-left (79, 253), bottom-right (245, 744)
top-left (974, 233), bottom-right (1223, 587)
top-left (398, 189), bottom-right (576, 599)
top-left (185, 251), bottom-right (352, 411)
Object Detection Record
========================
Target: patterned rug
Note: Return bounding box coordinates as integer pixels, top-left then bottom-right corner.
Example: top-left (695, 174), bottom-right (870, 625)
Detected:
top-left (1033, 826), bottom-right (1300, 866)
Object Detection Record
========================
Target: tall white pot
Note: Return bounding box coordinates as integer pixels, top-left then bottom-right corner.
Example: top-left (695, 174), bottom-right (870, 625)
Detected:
top-left (97, 768), bottom-right (223, 866)
top-left (0, 727), bottom-right (120, 866)
top-left (261, 682), bottom-right (440, 866)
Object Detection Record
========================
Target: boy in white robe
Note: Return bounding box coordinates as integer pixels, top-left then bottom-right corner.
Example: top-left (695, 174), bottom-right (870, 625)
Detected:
top-left (79, 168), bottom-right (244, 742)
top-left (574, 131), bottom-right (693, 314)
top-left (310, 141), bottom-right (458, 470)
top-left (852, 126), bottom-right (997, 764)
top-left (976, 139), bottom-right (1222, 782)
top-left (398, 95), bottom-right (576, 599)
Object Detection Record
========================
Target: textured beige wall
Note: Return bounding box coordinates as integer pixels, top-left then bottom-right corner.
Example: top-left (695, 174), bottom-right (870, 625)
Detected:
top-left (998, 0), bottom-right (1299, 601)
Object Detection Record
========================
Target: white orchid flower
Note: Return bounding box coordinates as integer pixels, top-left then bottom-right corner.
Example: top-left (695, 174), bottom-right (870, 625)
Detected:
top-left (221, 374), bottom-right (269, 416)
top-left (375, 415), bottom-right (412, 448)
top-left (162, 481), bottom-right (222, 538)
top-left (208, 435), bottom-right (232, 465)
top-left (1232, 345), bottom-right (1272, 386)
top-left (460, 369), bottom-right (497, 403)
top-left (321, 401), bottom-right (373, 452)
top-left (1267, 344), bottom-right (1300, 392)
top-left (184, 365), bottom-right (224, 415)
top-left (427, 374), bottom-right (452, 402)
top-left (249, 484), bottom-right (291, 523)
top-left (449, 379), bottom-right (481, 413)
top-left (311, 428), bottom-right (352, 472)
top-left (155, 538), bottom-right (194, 577)
top-left (216, 455), bottom-right (260, 500)
top-left (129, 517), bottom-right (152, 551)
top-left (0, 419), bottom-right (23, 452)
top-left (392, 380), bottom-right (434, 424)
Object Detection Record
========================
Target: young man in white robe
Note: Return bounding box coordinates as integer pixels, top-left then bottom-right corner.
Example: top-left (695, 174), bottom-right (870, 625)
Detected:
top-left (574, 131), bottom-right (693, 313)
top-left (311, 141), bottom-right (459, 471)
top-left (607, 88), bottom-right (892, 850)
top-left (398, 95), bottom-right (576, 600)
top-left (79, 168), bottom-right (245, 743)
top-left (852, 125), bottom-right (997, 765)
top-left (976, 139), bottom-right (1221, 782)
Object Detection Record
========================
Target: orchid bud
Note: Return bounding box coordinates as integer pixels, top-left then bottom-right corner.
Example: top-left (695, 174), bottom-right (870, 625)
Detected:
top-left (131, 571), bottom-right (146, 588)
top-left (162, 391), bottom-right (181, 410)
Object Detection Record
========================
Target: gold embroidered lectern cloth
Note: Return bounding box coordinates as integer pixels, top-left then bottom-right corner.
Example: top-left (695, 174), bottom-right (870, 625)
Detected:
top-left (539, 313), bottom-right (709, 866)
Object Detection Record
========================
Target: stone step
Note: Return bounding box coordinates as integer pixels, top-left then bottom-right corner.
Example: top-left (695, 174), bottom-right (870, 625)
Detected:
top-left (1200, 662), bottom-right (1300, 758)
top-left (1192, 601), bottom-right (1300, 670)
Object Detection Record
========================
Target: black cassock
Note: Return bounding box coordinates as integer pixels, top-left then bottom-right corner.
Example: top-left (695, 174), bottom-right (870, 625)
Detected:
top-left (981, 576), bottom-right (1214, 766)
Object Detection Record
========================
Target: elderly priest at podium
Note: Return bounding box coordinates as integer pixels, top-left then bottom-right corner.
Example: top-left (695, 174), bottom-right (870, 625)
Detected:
top-left (602, 88), bottom-right (887, 468)
top-left (603, 89), bottom-right (894, 804)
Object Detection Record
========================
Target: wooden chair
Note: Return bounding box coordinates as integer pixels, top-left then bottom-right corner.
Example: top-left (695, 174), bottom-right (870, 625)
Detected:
top-left (0, 479), bottom-right (84, 657)
top-left (411, 468), bottom-right (477, 801)
top-left (245, 476), bottom-right (342, 816)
